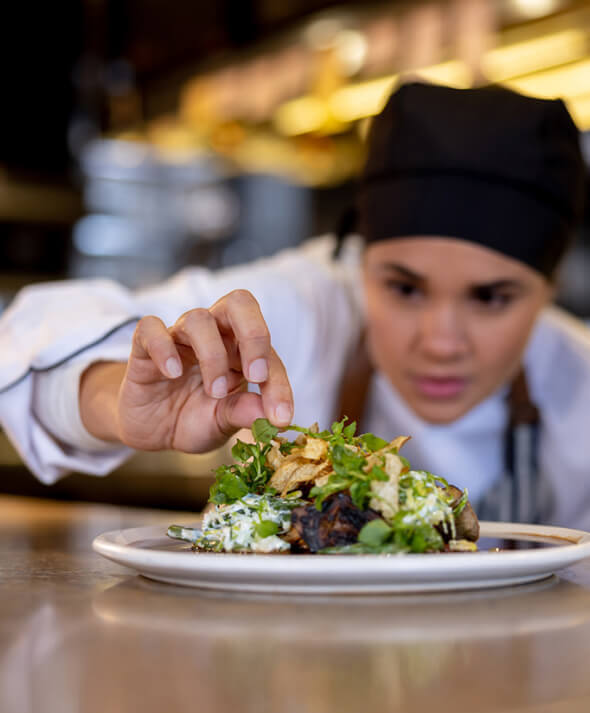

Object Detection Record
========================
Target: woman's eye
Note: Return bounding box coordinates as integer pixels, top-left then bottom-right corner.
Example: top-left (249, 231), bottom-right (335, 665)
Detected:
top-left (472, 287), bottom-right (514, 308)
top-left (385, 280), bottom-right (421, 298)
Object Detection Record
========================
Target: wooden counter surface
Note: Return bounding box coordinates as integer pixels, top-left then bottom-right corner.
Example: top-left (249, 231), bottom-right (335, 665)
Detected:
top-left (1, 494), bottom-right (590, 713)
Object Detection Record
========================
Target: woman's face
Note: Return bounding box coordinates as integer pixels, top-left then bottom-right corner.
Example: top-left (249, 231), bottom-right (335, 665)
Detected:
top-left (363, 237), bottom-right (553, 424)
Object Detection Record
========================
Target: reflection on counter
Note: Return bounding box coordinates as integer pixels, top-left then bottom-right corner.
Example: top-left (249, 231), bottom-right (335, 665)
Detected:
top-left (2, 495), bottom-right (590, 712)
top-left (94, 574), bottom-right (588, 642)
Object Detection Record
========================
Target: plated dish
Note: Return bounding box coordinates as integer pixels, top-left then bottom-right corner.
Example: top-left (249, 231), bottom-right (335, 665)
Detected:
top-left (167, 418), bottom-right (480, 556)
top-left (92, 520), bottom-right (590, 593)
top-left (92, 419), bottom-right (590, 593)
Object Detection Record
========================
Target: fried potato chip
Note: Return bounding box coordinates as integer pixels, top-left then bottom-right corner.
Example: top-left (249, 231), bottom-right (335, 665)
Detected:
top-left (310, 462), bottom-right (333, 489)
top-left (269, 459), bottom-right (305, 492)
top-left (369, 435), bottom-right (411, 462)
top-left (280, 462), bottom-right (325, 496)
top-left (266, 444), bottom-right (285, 470)
top-left (280, 449), bottom-right (307, 465)
top-left (364, 435), bottom-right (410, 473)
top-left (390, 435), bottom-right (411, 452)
top-left (301, 438), bottom-right (328, 461)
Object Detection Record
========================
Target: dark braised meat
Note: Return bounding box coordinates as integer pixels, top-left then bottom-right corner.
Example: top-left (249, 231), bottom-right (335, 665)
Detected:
top-left (285, 492), bottom-right (380, 553)
top-left (446, 485), bottom-right (480, 542)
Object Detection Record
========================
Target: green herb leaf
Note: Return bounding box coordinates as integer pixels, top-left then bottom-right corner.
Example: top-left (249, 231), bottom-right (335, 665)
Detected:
top-left (279, 441), bottom-right (296, 455)
top-left (309, 476), bottom-right (352, 510)
top-left (343, 421), bottom-right (357, 439)
top-left (331, 443), bottom-right (367, 478)
top-left (360, 433), bottom-right (389, 452)
top-left (284, 489), bottom-right (302, 500)
top-left (331, 420), bottom-right (344, 436)
top-left (349, 480), bottom-right (370, 510)
top-left (210, 471), bottom-right (249, 504)
top-left (254, 520), bottom-right (280, 538)
top-left (409, 523), bottom-right (444, 553)
top-left (231, 440), bottom-right (256, 462)
top-left (368, 465), bottom-right (389, 482)
top-left (252, 418), bottom-right (279, 444)
top-left (453, 487), bottom-right (469, 516)
top-left (358, 519), bottom-right (393, 547)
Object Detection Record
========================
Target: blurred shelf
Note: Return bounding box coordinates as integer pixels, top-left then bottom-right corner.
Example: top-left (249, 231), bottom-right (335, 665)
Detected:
top-left (0, 465), bottom-right (211, 512)
top-left (0, 176), bottom-right (83, 224)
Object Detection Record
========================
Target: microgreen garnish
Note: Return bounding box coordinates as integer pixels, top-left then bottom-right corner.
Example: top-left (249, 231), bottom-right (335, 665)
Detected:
top-left (453, 488), bottom-right (470, 516)
top-left (182, 416), bottom-right (474, 556)
top-left (251, 418), bottom-right (279, 445)
top-left (305, 418), bottom-right (399, 511)
top-left (322, 516), bottom-right (444, 554)
top-left (209, 418), bottom-right (279, 504)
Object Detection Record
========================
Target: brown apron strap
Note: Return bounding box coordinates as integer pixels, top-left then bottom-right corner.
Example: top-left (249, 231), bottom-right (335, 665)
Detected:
top-left (507, 368), bottom-right (539, 426)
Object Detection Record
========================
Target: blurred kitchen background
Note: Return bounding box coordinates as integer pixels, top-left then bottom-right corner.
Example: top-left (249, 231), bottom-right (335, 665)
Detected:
top-left (1, 0), bottom-right (589, 508)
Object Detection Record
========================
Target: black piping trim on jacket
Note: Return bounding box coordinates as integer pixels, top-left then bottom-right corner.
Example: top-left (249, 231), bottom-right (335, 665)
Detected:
top-left (0, 316), bottom-right (141, 395)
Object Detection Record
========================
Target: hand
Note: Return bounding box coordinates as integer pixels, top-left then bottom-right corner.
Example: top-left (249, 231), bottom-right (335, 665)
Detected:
top-left (81, 290), bottom-right (294, 453)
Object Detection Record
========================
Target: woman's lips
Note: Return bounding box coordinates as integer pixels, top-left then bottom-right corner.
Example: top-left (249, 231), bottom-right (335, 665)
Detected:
top-left (412, 375), bottom-right (469, 399)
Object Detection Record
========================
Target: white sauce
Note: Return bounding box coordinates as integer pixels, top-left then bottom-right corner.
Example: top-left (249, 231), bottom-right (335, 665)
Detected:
top-left (198, 494), bottom-right (294, 552)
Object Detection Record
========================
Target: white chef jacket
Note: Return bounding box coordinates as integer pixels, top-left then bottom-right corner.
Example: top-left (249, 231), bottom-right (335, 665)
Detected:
top-left (1, 236), bottom-right (589, 529)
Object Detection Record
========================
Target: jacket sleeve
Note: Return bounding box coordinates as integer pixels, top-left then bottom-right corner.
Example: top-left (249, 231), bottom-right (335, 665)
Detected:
top-left (0, 279), bottom-right (140, 483)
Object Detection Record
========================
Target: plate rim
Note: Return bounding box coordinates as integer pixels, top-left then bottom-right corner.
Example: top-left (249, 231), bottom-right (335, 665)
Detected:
top-left (92, 520), bottom-right (590, 575)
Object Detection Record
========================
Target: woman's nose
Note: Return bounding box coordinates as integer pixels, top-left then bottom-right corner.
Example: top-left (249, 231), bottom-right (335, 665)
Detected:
top-left (417, 303), bottom-right (469, 359)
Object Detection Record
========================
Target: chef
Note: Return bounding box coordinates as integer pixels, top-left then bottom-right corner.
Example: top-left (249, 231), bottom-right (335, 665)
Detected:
top-left (0, 82), bottom-right (588, 527)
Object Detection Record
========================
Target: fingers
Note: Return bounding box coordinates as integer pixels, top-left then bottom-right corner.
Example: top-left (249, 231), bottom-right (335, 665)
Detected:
top-left (259, 347), bottom-right (293, 426)
top-left (215, 391), bottom-right (267, 437)
top-left (209, 290), bottom-right (272, 384)
top-left (171, 308), bottom-right (230, 398)
top-left (215, 352), bottom-right (293, 433)
top-left (158, 290), bottom-right (295, 425)
top-left (131, 316), bottom-right (183, 380)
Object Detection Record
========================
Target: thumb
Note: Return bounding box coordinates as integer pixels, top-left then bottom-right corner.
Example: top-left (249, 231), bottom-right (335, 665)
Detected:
top-left (215, 391), bottom-right (266, 437)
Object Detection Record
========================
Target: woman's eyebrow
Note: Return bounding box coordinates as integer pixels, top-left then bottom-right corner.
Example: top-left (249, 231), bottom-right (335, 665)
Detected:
top-left (380, 263), bottom-right (424, 281)
top-left (381, 264), bottom-right (526, 290)
top-left (470, 279), bottom-right (526, 292)
top-left (380, 264), bottom-right (528, 292)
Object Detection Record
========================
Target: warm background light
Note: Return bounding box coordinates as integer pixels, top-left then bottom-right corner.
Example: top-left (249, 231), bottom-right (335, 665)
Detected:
top-left (114, 2), bottom-right (590, 184)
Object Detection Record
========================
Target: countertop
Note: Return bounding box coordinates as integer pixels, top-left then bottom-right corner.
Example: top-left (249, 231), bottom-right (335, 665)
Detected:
top-left (1, 494), bottom-right (590, 713)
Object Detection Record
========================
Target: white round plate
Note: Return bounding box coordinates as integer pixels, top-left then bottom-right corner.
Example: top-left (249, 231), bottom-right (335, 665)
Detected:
top-left (92, 521), bottom-right (590, 594)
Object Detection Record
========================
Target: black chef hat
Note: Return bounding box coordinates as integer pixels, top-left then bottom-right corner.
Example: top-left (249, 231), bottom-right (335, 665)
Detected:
top-left (358, 82), bottom-right (586, 277)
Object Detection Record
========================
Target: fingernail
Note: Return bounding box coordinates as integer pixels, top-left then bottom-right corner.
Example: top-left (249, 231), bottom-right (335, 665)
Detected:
top-left (165, 357), bottom-right (182, 378)
top-left (274, 403), bottom-right (292, 425)
top-left (211, 376), bottom-right (228, 399)
top-left (248, 358), bottom-right (268, 383)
